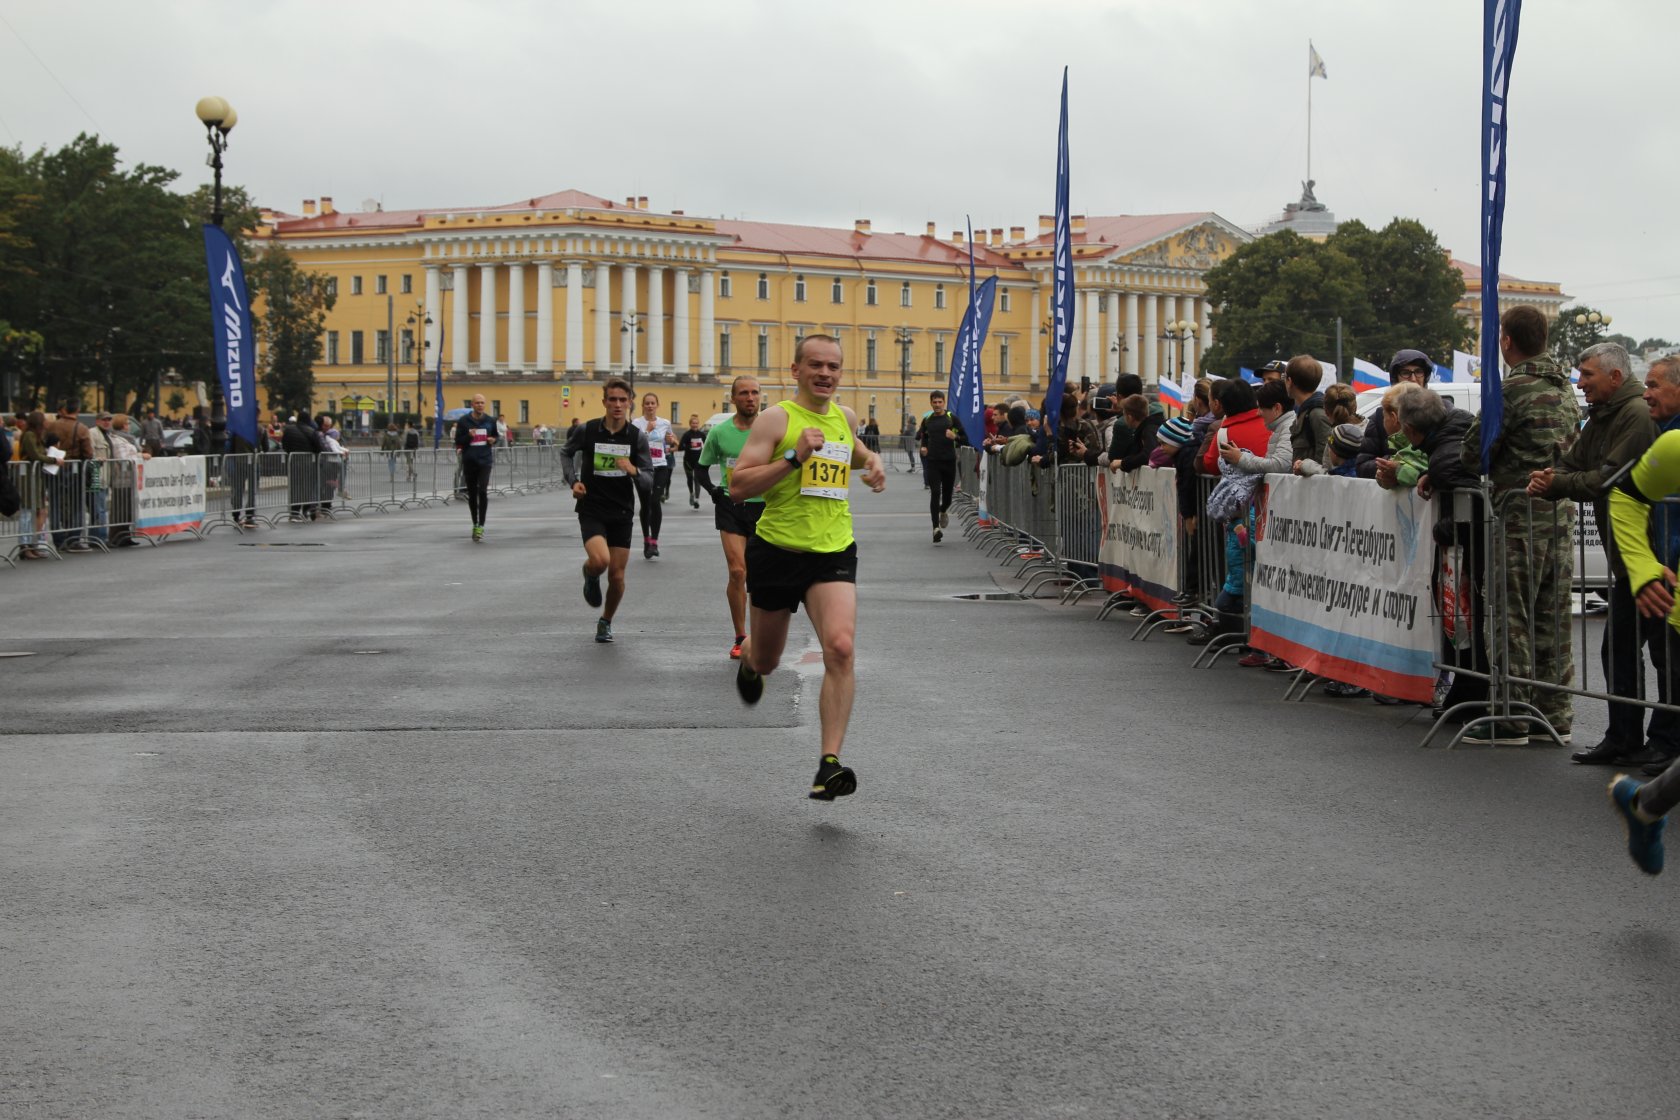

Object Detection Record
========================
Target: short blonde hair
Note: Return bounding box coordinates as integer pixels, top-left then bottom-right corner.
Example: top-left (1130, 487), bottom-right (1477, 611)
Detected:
top-left (1382, 381), bottom-right (1424, 411)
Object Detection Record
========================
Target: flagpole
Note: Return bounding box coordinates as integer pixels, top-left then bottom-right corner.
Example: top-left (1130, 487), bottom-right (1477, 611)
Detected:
top-left (1306, 40), bottom-right (1313, 185)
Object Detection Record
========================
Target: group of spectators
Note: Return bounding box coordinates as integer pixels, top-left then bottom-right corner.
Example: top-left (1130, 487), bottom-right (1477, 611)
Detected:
top-left (5, 400), bottom-right (156, 557)
top-left (974, 305), bottom-right (1680, 774)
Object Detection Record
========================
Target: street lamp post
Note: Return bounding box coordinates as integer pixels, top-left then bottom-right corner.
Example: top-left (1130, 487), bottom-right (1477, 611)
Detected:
top-left (894, 326), bottom-right (914, 434)
top-left (1159, 318), bottom-right (1197, 383)
top-left (622, 312), bottom-right (644, 393)
top-left (405, 304), bottom-right (431, 420)
top-left (195, 95), bottom-right (237, 426)
top-left (1110, 332), bottom-right (1128, 379)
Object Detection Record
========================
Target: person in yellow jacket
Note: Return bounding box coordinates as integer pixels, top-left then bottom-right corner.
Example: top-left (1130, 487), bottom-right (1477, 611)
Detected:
top-left (1605, 428), bottom-right (1680, 873)
top-left (726, 334), bottom-right (887, 801)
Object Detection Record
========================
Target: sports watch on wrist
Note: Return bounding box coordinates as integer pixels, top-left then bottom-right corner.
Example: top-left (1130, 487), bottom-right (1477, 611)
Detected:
top-left (783, 448), bottom-right (799, 465)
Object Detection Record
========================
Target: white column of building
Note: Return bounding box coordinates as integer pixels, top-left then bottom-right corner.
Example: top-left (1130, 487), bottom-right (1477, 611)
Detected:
top-left (1123, 291), bottom-right (1139, 378)
top-left (1083, 289), bottom-right (1101, 386)
top-left (565, 261), bottom-right (584, 372)
top-left (699, 269), bottom-right (716, 376)
top-left (594, 263), bottom-right (612, 374)
top-left (1142, 293), bottom-right (1159, 385)
top-left (1180, 296), bottom-right (1198, 378)
top-left (506, 262), bottom-right (526, 371)
top-left (1196, 295), bottom-right (1209, 374)
top-left (534, 261), bottom-right (554, 373)
top-left (647, 265), bottom-right (665, 376)
top-left (477, 263), bottom-right (498, 370)
top-left (451, 265), bottom-right (469, 371)
top-left (423, 265), bottom-right (442, 369)
top-left (620, 262), bottom-right (639, 374)
top-left (1030, 285), bottom-right (1043, 384)
top-left (672, 267), bottom-right (690, 378)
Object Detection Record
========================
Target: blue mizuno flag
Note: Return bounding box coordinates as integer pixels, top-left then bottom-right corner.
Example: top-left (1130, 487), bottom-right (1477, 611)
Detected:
top-left (1043, 68), bottom-right (1075, 442)
top-left (1479, 0), bottom-right (1522, 474)
top-left (1434, 362), bottom-right (1454, 383)
top-left (1239, 367), bottom-right (1258, 384)
top-left (201, 225), bottom-right (259, 450)
top-left (948, 219), bottom-right (995, 450)
top-left (433, 341), bottom-right (446, 450)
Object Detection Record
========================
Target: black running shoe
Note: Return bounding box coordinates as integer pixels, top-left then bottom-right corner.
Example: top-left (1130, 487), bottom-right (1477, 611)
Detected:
top-left (735, 659), bottom-right (764, 705)
top-left (809, 754), bottom-right (857, 801)
top-left (582, 564), bottom-right (603, 608)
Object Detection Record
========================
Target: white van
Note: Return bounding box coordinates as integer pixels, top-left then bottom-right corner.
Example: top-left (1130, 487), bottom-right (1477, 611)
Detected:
top-left (1355, 382), bottom-right (1588, 421)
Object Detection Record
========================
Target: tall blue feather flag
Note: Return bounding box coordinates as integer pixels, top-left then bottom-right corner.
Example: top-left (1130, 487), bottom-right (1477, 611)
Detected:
top-left (1044, 68), bottom-right (1075, 441)
top-left (201, 225), bottom-right (259, 450)
top-left (948, 217), bottom-right (995, 449)
top-left (1479, 0), bottom-right (1521, 473)
top-left (432, 337), bottom-right (446, 450)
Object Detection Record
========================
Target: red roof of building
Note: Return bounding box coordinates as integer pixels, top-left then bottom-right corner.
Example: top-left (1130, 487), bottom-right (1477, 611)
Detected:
top-left (1015, 212), bottom-right (1220, 254)
top-left (1451, 258), bottom-right (1560, 288)
top-left (271, 188), bottom-right (629, 233)
top-left (715, 219), bottom-right (1017, 269)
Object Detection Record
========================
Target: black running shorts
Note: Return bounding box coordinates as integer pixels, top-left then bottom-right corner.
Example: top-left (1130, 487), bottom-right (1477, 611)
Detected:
top-left (579, 515), bottom-right (634, 550)
top-left (714, 499), bottom-right (764, 537)
top-left (745, 537), bottom-right (857, 614)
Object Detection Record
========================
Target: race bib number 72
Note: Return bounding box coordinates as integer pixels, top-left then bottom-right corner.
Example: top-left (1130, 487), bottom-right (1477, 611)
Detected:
top-left (593, 441), bottom-right (631, 477)
top-left (799, 441), bottom-right (851, 499)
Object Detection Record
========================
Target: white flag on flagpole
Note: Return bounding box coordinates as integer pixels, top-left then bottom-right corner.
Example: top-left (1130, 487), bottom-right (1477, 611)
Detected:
top-left (1452, 349), bottom-right (1482, 382)
top-left (1309, 43), bottom-right (1328, 79)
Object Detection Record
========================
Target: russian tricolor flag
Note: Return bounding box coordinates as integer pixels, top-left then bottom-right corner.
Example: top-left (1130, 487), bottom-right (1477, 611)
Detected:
top-left (1159, 375), bottom-right (1189, 408)
top-left (1351, 358), bottom-right (1389, 392)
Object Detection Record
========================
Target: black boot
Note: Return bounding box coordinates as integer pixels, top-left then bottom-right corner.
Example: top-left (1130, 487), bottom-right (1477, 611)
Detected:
top-left (1185, 611), bottom-right (1240, 646)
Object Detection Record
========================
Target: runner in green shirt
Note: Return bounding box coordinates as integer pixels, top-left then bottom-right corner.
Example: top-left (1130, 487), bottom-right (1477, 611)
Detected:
top-left (698, 376), bottom-right (765, 659)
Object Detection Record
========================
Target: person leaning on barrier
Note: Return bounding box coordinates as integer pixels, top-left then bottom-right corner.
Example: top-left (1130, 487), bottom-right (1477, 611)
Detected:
top-left (281, 409), bottom-right (325, 522)
top-left (1103, 374), bottom-right (1148, 467)
top-left (1110, 395), bottom-right (1163, 472)
top-left (1187, 378), bottom-right (1272, 647)
top-left (108, 414), bottom-right (146, 546)
top-left (1370, 382), bottom-right (1430, 491)
top-left (1362, 353), bottom-right (1436, 478)
top-left (1602, 426), bottom-right (1680, 873)
top-left (1459, 305), bottom-right (1583, 746)
top-left (1219, 377), bottom-right (1293, 477)
top-left (1526, 341), bottom-right (1667, 767)
top-left (1285, 355), bottom-right (1332, 469)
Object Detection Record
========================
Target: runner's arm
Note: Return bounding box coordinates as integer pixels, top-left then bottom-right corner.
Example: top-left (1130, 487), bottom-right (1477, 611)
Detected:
top-left (560, 425), bottom-right (585, 486)
top-left (725, 408), bottom-right (793, 501)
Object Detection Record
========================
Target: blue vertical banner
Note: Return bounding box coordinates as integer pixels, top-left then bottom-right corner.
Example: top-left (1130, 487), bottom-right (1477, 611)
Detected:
top-left (201, 225), bottom-right (259, 450)
top-left (1044, 67), bottom-right (1075, 441)
top-left (947, 218), bottom-right (995, 449)
top-left (1479, 0), bottom-right (1522, 473)
top-left (432, 343), bottom-right (446, 450)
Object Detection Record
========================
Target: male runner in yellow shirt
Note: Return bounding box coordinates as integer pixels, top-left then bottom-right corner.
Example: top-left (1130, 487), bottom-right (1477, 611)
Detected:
top-left (727, 335), bottom-right (887, 800)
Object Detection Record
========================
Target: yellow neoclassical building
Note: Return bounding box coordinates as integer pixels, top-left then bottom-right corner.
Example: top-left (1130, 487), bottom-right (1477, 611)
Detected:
top-left (256, 189), bottom-right (1253, 429)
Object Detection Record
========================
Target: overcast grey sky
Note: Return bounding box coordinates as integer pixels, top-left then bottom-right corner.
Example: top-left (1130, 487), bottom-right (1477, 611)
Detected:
top-left (3, 0), bottom-right (1676, 342)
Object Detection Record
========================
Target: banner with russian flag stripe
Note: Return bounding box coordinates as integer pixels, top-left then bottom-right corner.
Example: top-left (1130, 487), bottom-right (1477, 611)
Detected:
top-left (1351, 359), bottom-right (1389, 392)
top-left (1246, 475), bottom-right (1438, 702)
top-left (1095, 466), bottom-right (1180, 610)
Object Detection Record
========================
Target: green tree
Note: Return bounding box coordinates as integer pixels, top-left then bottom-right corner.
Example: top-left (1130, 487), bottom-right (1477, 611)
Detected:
top-left (1547, 305), bottom-right (1623, 365)
top-left (1639, 337), bottom-right (1674, 353)
top-left (1203, 220), bottom-right (1471, 377)
top-left (0, 134), bottom-right (260, 415)
top-left (1202, 230), bottom-right (1369, 373)
top-left (248, 245), bottom-right (335, 412)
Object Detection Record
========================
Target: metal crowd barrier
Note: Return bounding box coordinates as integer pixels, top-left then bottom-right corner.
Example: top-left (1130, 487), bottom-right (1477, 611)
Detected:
top-left (3, 447), bottom-right (573, 570)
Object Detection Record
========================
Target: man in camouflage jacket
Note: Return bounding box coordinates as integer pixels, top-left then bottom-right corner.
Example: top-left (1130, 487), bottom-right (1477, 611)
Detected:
top-left (1460, 306), bottom-right (1582, 745)
top-left (1529, 341), bottom-right (1669, 765)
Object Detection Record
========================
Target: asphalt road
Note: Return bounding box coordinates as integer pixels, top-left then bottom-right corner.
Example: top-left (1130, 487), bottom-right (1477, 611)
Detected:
top-left (3, 472), bottom-right (1677, 1119)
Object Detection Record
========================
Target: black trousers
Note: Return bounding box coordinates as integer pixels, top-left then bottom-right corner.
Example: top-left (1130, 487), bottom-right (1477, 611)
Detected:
top-left (1604, 566), bottom-right (1680, 752)
top-left (638, 479), bottom-right (663, 541)
top-left (928, 460), bottom-right (955, 524)
top-left (460, 459), bottom-right (491, 526)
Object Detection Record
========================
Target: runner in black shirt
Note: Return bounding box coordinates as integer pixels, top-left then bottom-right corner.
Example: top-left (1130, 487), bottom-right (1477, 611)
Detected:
top-left (453, 394), bottom-right (497, 541)
top-left (677, 413), bottom-right (707, 508)
top-left (916, 390), bottom-right (967, 543)
top-left (561, 377), bottom-right (653, 643)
